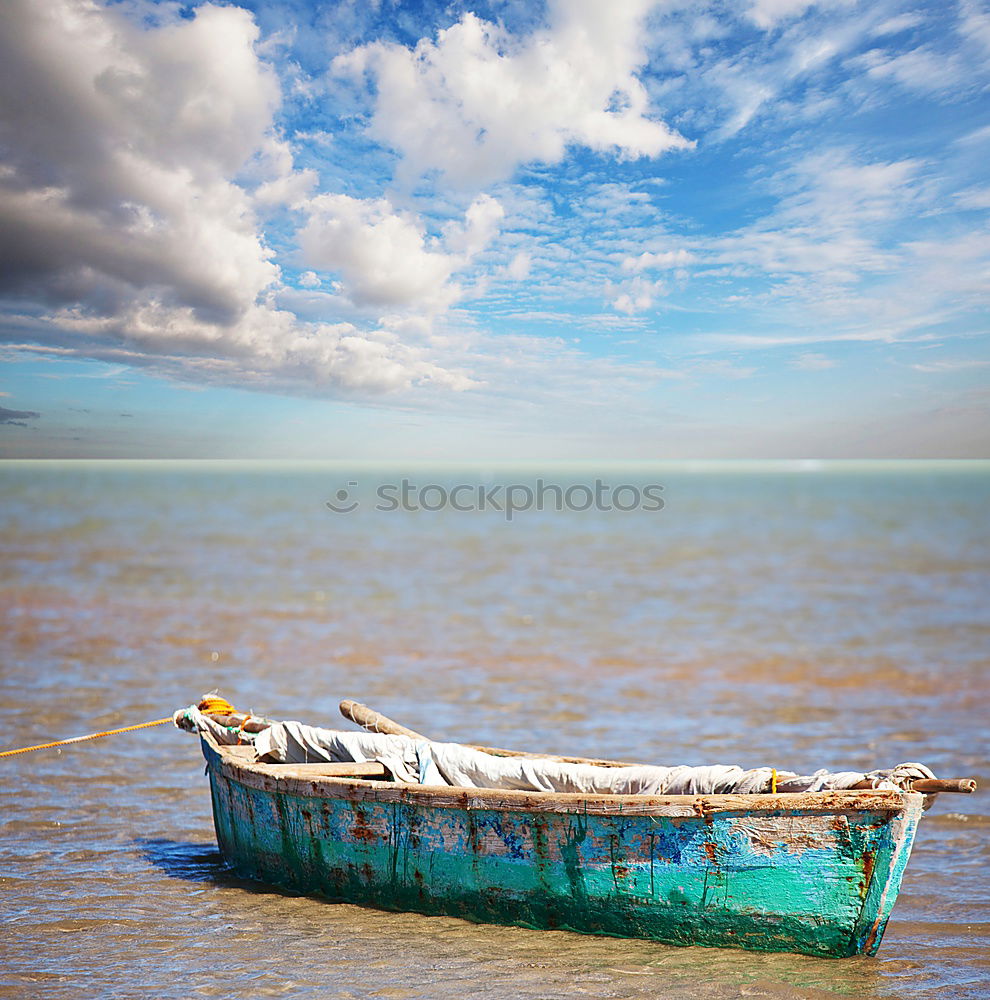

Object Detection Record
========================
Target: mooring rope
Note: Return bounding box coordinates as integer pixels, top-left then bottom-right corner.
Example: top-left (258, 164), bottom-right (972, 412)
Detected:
top-left (0, 694), bottom-right (244, 760)
top-left (0, 717), bottom-right (173, 758)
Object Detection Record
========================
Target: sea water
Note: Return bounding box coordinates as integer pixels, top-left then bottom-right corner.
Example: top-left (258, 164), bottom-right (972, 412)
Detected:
top-left (0, 461), bottom-right (987, 998)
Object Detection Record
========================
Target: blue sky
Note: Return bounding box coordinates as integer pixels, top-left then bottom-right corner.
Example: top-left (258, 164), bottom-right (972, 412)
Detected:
top-left (0, 0), bottom-right (988, 458)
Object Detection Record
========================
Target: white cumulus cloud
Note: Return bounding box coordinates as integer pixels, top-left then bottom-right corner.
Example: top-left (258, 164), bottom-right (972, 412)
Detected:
top-left (609, 276), bottom-right (664, 315)
top-left (334, 0), bottom-right (692, 186)
top-left (296, 193), bottom-right (503, 314)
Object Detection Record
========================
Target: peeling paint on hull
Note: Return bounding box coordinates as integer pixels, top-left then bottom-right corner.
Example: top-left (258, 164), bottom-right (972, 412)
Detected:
top-left (200, 737), bottom-right (923, 958)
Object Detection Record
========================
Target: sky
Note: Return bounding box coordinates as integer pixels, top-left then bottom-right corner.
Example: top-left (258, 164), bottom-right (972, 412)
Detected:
top-left (0, 0), bottom-right (988, 459)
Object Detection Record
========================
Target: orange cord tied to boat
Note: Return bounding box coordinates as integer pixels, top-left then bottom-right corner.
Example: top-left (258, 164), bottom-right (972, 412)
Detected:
top-left (0, 717), bottom-right (172, 759)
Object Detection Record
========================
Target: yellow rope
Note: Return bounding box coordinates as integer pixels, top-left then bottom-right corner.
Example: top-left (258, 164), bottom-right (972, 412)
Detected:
top-left (0, 717), bottom-right (172, 759)
top-left (197, 695), bottom-right (237, 716)
top-left (771, 768), bottom-right (778, 793)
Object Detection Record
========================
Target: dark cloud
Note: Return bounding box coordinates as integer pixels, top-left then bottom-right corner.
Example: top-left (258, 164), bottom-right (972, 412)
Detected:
top-left (0, 404), bottom-right (40, 426)
top-left (0, 0), bottom-right (279, 326)
top-left (0, 0), bottom-right (457, 397)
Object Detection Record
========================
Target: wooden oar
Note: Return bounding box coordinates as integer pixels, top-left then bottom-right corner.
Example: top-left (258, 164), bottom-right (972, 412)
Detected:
top-left (339, 700), bottom-right (977, 793)
top-left (339, 699), bottom-right (641, 766)
top-left (851, 777), bottom-right (977, 794)
top-left (912, 778), bottom-right (976, 793)
top-left (339, 700), bottom-right (426, 740)
top-left (339, 700), bottom-right (658, 768)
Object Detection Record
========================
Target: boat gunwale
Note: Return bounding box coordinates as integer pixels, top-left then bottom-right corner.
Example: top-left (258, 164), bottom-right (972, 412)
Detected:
top-left (203, 733), bottom-right (918, 818)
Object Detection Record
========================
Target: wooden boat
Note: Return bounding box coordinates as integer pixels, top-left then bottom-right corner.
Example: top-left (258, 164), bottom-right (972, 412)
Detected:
top-left (188, 701), bottom-right (975, 958)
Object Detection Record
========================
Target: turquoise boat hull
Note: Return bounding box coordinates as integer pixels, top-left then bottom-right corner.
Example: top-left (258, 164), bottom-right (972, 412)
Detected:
top-left (200, 735), bottom-right (923, 957)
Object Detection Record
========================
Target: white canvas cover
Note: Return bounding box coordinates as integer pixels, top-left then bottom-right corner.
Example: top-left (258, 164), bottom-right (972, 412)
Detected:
top-left (174, 705), bottom-right (935, 795)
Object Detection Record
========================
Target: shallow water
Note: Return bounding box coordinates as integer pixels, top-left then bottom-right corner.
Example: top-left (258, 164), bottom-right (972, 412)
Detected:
top-left (1, 461), bottom-right (987, 998)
